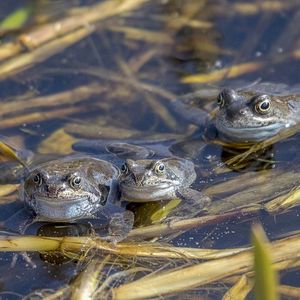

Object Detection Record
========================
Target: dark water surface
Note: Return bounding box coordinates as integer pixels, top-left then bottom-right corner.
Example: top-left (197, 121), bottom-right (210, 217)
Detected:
top-left (0, 0), bottom-right (300, 299)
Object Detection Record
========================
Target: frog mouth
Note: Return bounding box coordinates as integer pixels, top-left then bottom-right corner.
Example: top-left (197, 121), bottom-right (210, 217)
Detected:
top-left (32, 195), bottom-right (88, 205)
top-left (29, 195), bottom-right (94, 222)
top-left (216, 122), bottom-right (286, 142)
top-left (120, 182), bottom-right (177, 202)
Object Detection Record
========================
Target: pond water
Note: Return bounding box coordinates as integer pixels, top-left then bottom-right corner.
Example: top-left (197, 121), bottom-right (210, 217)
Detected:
top-left (0, 0), bottom-right (300, 299)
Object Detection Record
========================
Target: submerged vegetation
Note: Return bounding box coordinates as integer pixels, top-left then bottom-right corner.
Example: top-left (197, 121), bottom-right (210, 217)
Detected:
top-left (0, 0), bottom-right (300, 299)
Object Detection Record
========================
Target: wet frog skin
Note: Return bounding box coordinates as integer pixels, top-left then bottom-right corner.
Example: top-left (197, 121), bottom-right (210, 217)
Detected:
top-left (213, 85), bottom-right (300, 142)
top-left (119, 157), bottom-right (211, 215)
top-left (119, 157), bottom-right (196, 202)
top-left (19, 156), bottom-right (134, 241)
top-left (21, 156), bottom-right (119, 221)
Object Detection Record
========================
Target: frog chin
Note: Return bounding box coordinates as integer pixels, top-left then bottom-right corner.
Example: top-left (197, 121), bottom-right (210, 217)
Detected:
top-left (215, 120), bottom-right (289, 142)
top-left (120, 183), bottom-right (177, 202)
top-left (27, 195), bottom-right (99, 222)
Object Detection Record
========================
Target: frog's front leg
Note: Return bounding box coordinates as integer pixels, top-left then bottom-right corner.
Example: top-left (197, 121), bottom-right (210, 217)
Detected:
top-left (1, 207), bottom-right (36, 234)
top-left (106, 210), bottom-right (134, 243)
top-left (73, 140), bottom-right (154, 160)
top-left (170, 96), bottom-right (211, 128)
top-left (94, 203), bottom-right (134, 243)
top-left (170, 188), bottom-right (211, 220)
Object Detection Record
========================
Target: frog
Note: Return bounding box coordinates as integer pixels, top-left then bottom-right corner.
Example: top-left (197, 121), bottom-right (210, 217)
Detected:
top-left (213, 83), bottom-right (300, 142)
top-left (118, 156), bottom-right (211, 219)
top-left (15, 155), bottom-right (134, 242)
top-left (72, 139), bottom-right (211, 215)
top-left (171, 82), bottom-right (300, 143)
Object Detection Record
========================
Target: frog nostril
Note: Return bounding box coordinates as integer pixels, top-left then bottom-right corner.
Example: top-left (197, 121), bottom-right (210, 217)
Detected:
top-left (133, 174), bottom-right (144, 186)
top-left (239, 109), bottom-right (246, 115)
top-left (44, 185), bottom-right (59, 197)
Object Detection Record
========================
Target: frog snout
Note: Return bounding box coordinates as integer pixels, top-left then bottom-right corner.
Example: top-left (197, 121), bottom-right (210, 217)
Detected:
top-left (226, 102), bottom-right (245, 120)
top-left (44, 185), bottom-right (62, 197)
top-left (133, 174), bottom-right (145, 186)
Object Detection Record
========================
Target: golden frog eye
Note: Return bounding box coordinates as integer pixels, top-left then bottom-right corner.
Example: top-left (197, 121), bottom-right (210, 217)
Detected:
top-left (255, 97), bottom-right (271, 114)
top-left (154, 162), bottom-right (165, 175)
top-left (70, 176), bottom-right (82, 189)
top-left (33, 173), bottom-right (42, 186)
top-left (217, 93), bottom-right (225, 108)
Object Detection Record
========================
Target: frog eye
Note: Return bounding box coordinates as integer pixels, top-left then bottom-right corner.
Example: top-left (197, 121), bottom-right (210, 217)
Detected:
top-left (217, 93), bottom-right (225, 108)
top-left (255, 97), bottom-right (271, 114)
top-left (33, 173), bottom-right (42, 186)
top-left (70, 176), bottom-right (82, 189)
top-left (120, 163), bottom-right (128, 174)
top-left (154, 162), bottom-right (165, 175)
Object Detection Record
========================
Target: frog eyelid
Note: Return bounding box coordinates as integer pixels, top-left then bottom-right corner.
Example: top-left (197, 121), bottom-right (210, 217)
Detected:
top-left (253, 94), bottom-right (270, 101)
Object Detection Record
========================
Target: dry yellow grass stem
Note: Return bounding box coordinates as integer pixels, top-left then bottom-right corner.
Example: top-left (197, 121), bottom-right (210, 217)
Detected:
top-left (0, 235), bottom-right (247, 260)
top-left (109, 26), bottom-right (173, 44)
top-left (166, 15), bottom-right (213, 30)
top-left (128, 211), bottom-right (247, 240)
top-left (115, 251), bottom-right (251, 299)
top-left (20, 0), bottom-right (149, 49)
top-left (206, 169), bottom-right (300, 215)
top-left (117, 58), bottom-right (178, 130)
top-left (52, 65), bottom-right (177, 102)
top-left (204, 170), bottom-right (270, 196)
top-left (182, 62), bottom-right (263, 84)
top-left (0, 0), bottom-right (148, 62)
top-left (232, 1), bottom-right (299, 15)
top-left (70, 256), bottom-right (111, 300)
top-left (222, 275), bottom-right (253, 300)
top-left (43, 287), bottom-right (70, 300)
top-left (222, 258), bottom-right (300, 297)
top-left (0, 83), bottom-right (106, 118)
top-left (0, 0), bottom-right (149, 79)
top-left (94, 267), bottom-right (151, 298)
top-left (113, 233), bottom-right (300, 299)
top-left (0, 43), bottom-right (23, 62)
top-left (293, 48), bottom-right (300, 59)
top-left (278, 285), bottom-right (300, 298)
top-left (2, 234), bottom-right (300, 299)
top-left (0, 140), bottom-right (28, 167)
top-left (264, 187), bottom-right (300, 213)
top-left (0, 105), bottom-right (88, 129)
top-left (0, 27), bottom-right (93, 80)
top-left (0, 184), bottom-right (19, 197)
top-left (38, 128), bottom-right (77, 154)
top-left (0, 195), bottom-right (18, 205)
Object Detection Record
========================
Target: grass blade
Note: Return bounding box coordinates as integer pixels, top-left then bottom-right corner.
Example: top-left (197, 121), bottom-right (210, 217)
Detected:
top-left (252, 224), bottom-right (278, 300)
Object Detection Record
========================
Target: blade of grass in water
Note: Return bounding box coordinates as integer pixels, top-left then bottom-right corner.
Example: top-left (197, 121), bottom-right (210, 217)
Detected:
top-left (252, 224), bottom-right (278, 300)
top-left (0, 140), bottom-right (28, 168)
top-left (70, 256), bottom-right (111, 300)
top-left (222, 275), bottom-right (253, 300)
top-left (0, 5), bottom-right (32, 30)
